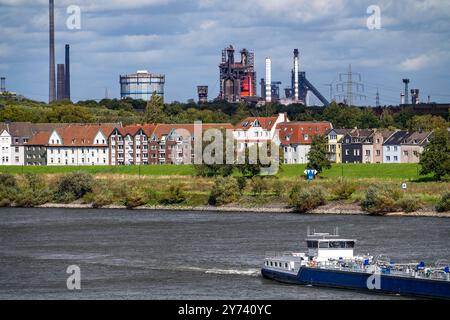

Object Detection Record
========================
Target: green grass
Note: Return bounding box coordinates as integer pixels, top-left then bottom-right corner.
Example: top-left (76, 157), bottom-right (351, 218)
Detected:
top-left (0, 163), bottom-right (428, 180)
top-left (0, 165), bottom-right (196, 176)
top-left (279, 163), bottom-right (425, 180)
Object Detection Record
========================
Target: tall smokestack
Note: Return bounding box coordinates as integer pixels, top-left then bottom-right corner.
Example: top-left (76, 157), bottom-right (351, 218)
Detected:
top-left (57, 64), bottom-right (65, 101)
top-left (294, 49), bottom-right (299, 101)
top-left (402, 79), bottom-right (410, 105)
top-left (49, 0), bottom-right (56, 103)
top-left (0, 77), bottom-right (5, 93)
top-left (265, 58), bottom-right (272, 103)
top-left (65, 44), bottom-right (71, 100)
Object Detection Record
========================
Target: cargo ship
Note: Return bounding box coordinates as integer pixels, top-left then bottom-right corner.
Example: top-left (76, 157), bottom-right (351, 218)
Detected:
top-left (261, 228), bottom-right (450, 299)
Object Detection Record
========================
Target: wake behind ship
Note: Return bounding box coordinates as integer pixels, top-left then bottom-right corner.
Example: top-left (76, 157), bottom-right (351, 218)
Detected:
top-left (261, 229), bottom-right (450, 299)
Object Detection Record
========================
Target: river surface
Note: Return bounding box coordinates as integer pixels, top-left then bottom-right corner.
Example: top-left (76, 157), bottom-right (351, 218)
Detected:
top-left (0, 208), bottom-right (449, 300)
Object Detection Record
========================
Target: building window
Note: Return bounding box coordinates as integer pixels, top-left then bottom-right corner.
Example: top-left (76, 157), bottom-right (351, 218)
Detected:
top-left (386, 156), bottom-right (390, 161)
top-left (376, 150), bottom-right (381, 156)
top-left (394, 156), bottom-right (398, 161)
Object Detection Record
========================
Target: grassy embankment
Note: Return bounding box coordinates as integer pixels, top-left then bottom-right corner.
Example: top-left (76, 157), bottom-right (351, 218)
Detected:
top-left (1, 164), bottom-right (448, 212)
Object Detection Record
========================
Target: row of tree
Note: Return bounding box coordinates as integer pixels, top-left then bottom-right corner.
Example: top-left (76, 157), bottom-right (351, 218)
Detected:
top-left (1, 94), bottom-right (448, 132)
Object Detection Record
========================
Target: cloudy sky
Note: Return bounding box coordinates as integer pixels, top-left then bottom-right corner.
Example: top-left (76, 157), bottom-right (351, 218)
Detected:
top-left (1, 0), bottom-right (450, 105)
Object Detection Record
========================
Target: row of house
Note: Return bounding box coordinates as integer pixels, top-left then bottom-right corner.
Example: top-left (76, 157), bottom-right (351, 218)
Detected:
top-left (326, 128), bottom-right (432, 164)
top-left (0, 116), bottom-right (432, 166)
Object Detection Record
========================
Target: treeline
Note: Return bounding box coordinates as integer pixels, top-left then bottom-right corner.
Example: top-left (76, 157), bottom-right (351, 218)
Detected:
top-left (0, 94), bottom-right (448, 131)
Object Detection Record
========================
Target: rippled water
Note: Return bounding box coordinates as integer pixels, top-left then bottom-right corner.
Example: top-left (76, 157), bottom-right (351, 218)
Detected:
top-left (0, 208), bottom-right (449, 300)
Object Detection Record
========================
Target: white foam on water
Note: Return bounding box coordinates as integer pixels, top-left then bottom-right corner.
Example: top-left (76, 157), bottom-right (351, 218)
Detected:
top-left (182, 266), bottom-right (260, 277)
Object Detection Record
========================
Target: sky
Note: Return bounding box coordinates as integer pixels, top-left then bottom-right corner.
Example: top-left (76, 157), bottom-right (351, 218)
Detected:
top-left (0, 0), bottom-right (450, 106)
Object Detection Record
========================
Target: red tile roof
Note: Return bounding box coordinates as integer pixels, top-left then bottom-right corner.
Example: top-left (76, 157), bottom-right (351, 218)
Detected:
top-left (236, 117), bottom-right (278, 131)
top-left (276, 122), bottom-right (333, 145)
top-left (49, 124), bottom-right (116, 147)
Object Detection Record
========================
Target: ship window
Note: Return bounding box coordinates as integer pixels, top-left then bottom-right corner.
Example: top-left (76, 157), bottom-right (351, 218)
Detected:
top-left (270, 262), bottom-right (273, 267)
top-left (285, 263), bottom-right (288, 268)
top-left (307, 241), bottom-right (318, 248)
top-left (329, 241), bottom-right (346, 248)
top-left (319, 241), bottom-right (329, 248)
top-left (345, 241), bottom-right (355, 248)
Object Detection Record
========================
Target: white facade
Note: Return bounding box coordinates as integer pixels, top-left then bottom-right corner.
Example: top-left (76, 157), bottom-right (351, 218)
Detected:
top-left (283, 145), bottom-right (310, 164)
top-left (47, 130), bottom-right (109, 166)
top-left (383, 145), bottom-right (401, 163)
top-left (0, 129), bottom-right (12, 165)
top-left (234, 113), bottom-right (288, 152)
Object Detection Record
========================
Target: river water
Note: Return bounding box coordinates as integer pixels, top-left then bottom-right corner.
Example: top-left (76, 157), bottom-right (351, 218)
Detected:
top-left (0, 208), bottom-right (448, 300)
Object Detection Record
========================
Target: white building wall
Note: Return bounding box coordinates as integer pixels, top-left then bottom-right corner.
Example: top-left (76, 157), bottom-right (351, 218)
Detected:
top-left (383, 145), bottom-right (401, 163)
top-left (0, 130), bottom-right (12, 165)
top-left (283, 145), bottom-right (311, 164)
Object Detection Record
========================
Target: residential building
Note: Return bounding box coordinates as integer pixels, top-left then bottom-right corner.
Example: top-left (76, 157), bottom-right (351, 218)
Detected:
top-left (46, 124), bottom-right (116, 166)
top-left (326, 129), bottom-right (351, 163)
top-left (277, 121), bottom-right (333, 164)
top-left (401, 131), bottom-right (432, 163)
top-left (371, 130), bottom-right (395, 164)
top-left (234, 113), bottom-right (288, 152)
top-left (0, 125), bottom-right (11, 165)
top-left (342, 129), bottom-right (374, 164)
top-left (383, 131), bottom-right (410, 164)
top-left (25, 131), bottom-right (52, 166)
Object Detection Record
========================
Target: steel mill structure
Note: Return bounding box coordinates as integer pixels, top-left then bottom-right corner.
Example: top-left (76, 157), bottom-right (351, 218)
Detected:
top-left (120, 70), bottom-right (165, 101)
top-left (197, 86), bottom-right (208, 103)
top-left (219, 45), bottom-right (257, 103)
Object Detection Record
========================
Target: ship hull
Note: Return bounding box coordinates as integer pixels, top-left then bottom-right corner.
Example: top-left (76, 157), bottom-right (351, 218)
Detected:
top-left (261, 266), bottom-right (450, 299)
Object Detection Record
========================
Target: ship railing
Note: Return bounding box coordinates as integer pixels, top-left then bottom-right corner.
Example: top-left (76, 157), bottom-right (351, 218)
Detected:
top-left (264, 252), bottom-right (304, 259)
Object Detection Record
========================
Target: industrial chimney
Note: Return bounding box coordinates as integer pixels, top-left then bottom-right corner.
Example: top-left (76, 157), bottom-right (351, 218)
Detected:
top-left (0, 77), bottom-right (5, 93)
top-left (65, 44), bottom-right (71, 100)
top-left (49, 0), bottom-right (56, 103)
top-left (402, 79), bottom-right (410, 105)
top-left (265, 58), bottom-right (272, 103)
top-left (57, 64), bottom-right (65, 101)
top-left (294, 49), bottom-right (299, 101)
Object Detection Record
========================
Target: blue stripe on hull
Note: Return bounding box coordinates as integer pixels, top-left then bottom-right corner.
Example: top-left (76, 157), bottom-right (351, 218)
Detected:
top-left (262, 267), bottom-right (450, 299)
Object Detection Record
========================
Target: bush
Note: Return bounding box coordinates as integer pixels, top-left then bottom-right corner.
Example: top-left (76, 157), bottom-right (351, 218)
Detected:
top-left (397, 196), bottom-right (423, 213)
top-left (271, 179), bottom-right (285, 197)
top-left (208, 177), bottom-right (240, 206)
top-left (0, 184), bottom-right (18, 205)
top-left (0, 198), bottom-right (11, 207)
top-left (159, 185), bottom-right (186, 205)
top-left (331, 181), bottom-right (356, 201)
top-left (436, 193), bottom-right (450, 212)
top-left (250, 177), bottom-right (269, 196)
top-left (0, 173), bottom-right (18, 189)
top-left (55, 172), bottom-right (94, 202)
top-left (362, 185), bottom-right (403, 215)
top-left (124, 188), bottom-right (147, 209)
top-left (92, 190), bottom-right (114, 208)
top-left (235, 176), bottom-right (247, 194)
top-left (289, 186), bottom-right (327, 213)
top-left (15, 188), bottom-right (53, 207)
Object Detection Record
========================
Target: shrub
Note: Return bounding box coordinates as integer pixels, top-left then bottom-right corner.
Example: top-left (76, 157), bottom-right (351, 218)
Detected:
top-left (159, 185), bottom-right (186, 205)
top-left (289, 186), bottom-right (327, 213)
top-left (92, 190), bottom-right (114, 208)
top-left (15, 188), bottom-right (53, 207)
top-left (250, 177), bottom-right (269, 196)
top-left (362, 185), bottom-right (403, 215)
top-left (0, 184), bottom-right (18, 206)
top-left (235, 176), bottom-right (247, 194)
top-left (208, 177), bottom-right (240, 206)
top-left (55, 172), bottom-right (94, 201)
top-left (124, 188), bottom-right (147, 209)
top-left (271, 179), bottom-right (285, 197)
top-left (24, 173), bottom-right (45, 191)
top-left (436, 193), bottom-right (450, 212)
top-left (0, 198), bottom-right (11, 207)
top-left (396, 196), bottom-right (423, 213)
top-left (331, 181), bottom-right (356, 201)
top-left (0, 173), bottom-right (18, 189)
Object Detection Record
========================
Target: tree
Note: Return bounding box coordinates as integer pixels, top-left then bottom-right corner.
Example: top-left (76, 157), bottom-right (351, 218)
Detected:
top-left (419, 128), bottom-right (450, 180)
top-left (306, 135), bottom-right (331, 174)
top-left (144, 92), bottom-right (166, 123)
top-left (408, 115), bottom-right (448, 132)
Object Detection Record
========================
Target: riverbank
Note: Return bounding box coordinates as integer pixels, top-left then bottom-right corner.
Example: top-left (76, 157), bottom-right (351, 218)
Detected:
top-left (34, 202), bottom-right (450, 218)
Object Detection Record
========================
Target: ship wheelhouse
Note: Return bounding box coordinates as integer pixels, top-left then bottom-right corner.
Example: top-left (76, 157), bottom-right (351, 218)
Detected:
top-left (306, 233), bottom-right (356, 262)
